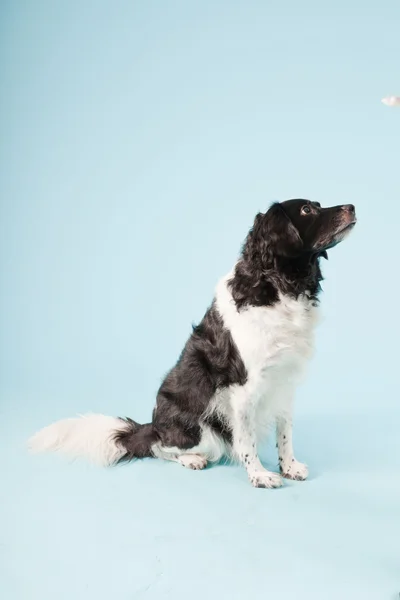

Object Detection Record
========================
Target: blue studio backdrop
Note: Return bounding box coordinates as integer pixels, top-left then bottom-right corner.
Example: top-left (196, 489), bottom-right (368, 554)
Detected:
top-left (1, 2), bottom-right (399, 599)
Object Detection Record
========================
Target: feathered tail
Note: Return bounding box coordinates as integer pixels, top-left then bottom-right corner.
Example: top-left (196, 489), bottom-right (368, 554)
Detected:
top-left (28, 414), bottom-right (159, 466)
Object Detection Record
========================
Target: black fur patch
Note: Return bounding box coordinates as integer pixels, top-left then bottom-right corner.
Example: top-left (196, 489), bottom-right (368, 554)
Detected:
top-left (115, 303), bottom-right (245, 458)
top-left (114, 419), bottom-right (159, 461)
top-left (229, 203), bottom-right (324, 310)
top-left (152, 302), bottom-right (246, 449)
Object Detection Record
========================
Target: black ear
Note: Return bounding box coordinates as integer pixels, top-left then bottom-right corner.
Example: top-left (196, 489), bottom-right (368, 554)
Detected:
top-left (319, 250), bottom-right (328, 260)
top-left (242, 203), bottom-right (303, 267)
top-left (264, 203), bottom-right (303, 258)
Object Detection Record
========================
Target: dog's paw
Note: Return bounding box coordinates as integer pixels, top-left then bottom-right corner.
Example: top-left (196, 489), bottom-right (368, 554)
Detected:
top-left (249, 470), bottom-right (283, 489)
top-left (280, 459), bottom-right (308, 481)
top-left (178, 454), bottom-right (207, 470)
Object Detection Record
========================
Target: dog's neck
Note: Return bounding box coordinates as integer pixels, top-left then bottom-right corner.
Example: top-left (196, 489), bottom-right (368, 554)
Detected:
top-left (228, 253), bottom-right (323, 310)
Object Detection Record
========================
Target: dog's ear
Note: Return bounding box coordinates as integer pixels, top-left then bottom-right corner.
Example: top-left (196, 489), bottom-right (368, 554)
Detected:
top-left (243, 203), bottom-right (303, 267)
top-left (264, 203), bottom-right (303, 258)
top-left (319, 250), bottom-right (328, 260)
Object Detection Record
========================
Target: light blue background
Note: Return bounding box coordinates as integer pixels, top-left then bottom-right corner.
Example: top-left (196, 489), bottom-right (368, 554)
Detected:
top-left (1, 1), bottom-right (399, 599)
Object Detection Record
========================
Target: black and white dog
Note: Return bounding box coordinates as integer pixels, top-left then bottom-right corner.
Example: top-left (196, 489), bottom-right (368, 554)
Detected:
top-left (29, 199), bottom-right (356, 488)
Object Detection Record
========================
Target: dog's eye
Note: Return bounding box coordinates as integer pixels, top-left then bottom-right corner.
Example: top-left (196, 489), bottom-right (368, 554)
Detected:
top-left (300, 205), bottom-right (312, 215)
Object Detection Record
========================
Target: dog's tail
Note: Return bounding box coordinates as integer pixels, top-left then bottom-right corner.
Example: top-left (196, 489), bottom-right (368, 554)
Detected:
top-left (28, 414), bottom-right (159, 466)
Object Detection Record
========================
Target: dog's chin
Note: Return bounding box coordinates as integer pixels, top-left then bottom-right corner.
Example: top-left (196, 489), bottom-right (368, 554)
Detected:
top-left (316, 221), bottom-right (356, 252)
top-left (337, 220), bottom-right (356, 236)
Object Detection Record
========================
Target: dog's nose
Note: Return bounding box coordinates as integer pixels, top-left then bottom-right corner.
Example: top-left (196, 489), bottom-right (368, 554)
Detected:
top-left (342, 204), bottom-right (355, 213)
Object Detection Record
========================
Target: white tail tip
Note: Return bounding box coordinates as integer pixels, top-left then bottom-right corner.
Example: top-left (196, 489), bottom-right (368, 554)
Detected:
top-left (28, 414), bottom-right (129, 466)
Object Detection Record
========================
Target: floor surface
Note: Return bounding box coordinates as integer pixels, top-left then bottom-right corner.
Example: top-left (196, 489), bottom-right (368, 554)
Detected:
top-left (1, 402), bottom-right (399, 600)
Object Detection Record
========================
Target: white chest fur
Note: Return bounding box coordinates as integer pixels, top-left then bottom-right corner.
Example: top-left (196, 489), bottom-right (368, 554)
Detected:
top-left (215, 272), bottom-right (319, 390)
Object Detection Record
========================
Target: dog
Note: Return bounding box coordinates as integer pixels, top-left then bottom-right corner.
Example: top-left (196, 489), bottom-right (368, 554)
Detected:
top-left (29, 199), bottom-right (356, 488)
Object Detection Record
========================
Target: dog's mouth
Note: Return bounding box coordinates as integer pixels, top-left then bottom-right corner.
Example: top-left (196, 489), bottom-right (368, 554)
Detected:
top-left (316, 217), bottom-right (356, 252)
top-left (337, 218), bottom-right (357, 235)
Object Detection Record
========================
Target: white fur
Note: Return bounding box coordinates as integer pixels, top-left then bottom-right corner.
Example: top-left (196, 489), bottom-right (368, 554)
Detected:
top-left (153, 424), bottom-right (227, 463)
top-left (276, 413), bottom-right (308, 480)
top-left (177, 454), bottom-right (207, 470)
top-left (212, 272), bottom-right (318, 424)
top-left (216, 272), bottom-right (318, 376)
top-left (28, 414), bottom-right (130, 466)
top-left (249, 470), bottom-right (283, 489)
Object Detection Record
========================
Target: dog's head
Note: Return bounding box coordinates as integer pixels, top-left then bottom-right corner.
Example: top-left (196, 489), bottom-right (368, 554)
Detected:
top-left (245, 199), bottom-right (356, 264)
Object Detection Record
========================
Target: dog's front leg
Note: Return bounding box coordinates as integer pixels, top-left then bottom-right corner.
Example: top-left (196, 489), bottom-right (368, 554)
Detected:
top-left (276, 412), bottom-right (309, 481)
top-left (230, 386), bottom-right (283, 488)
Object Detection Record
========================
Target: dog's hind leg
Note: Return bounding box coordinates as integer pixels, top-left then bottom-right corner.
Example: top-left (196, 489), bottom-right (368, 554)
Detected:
top-left (177, 454), bottom-right (208, 470)
top-left (151, 443), bottom-right (207, 470)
